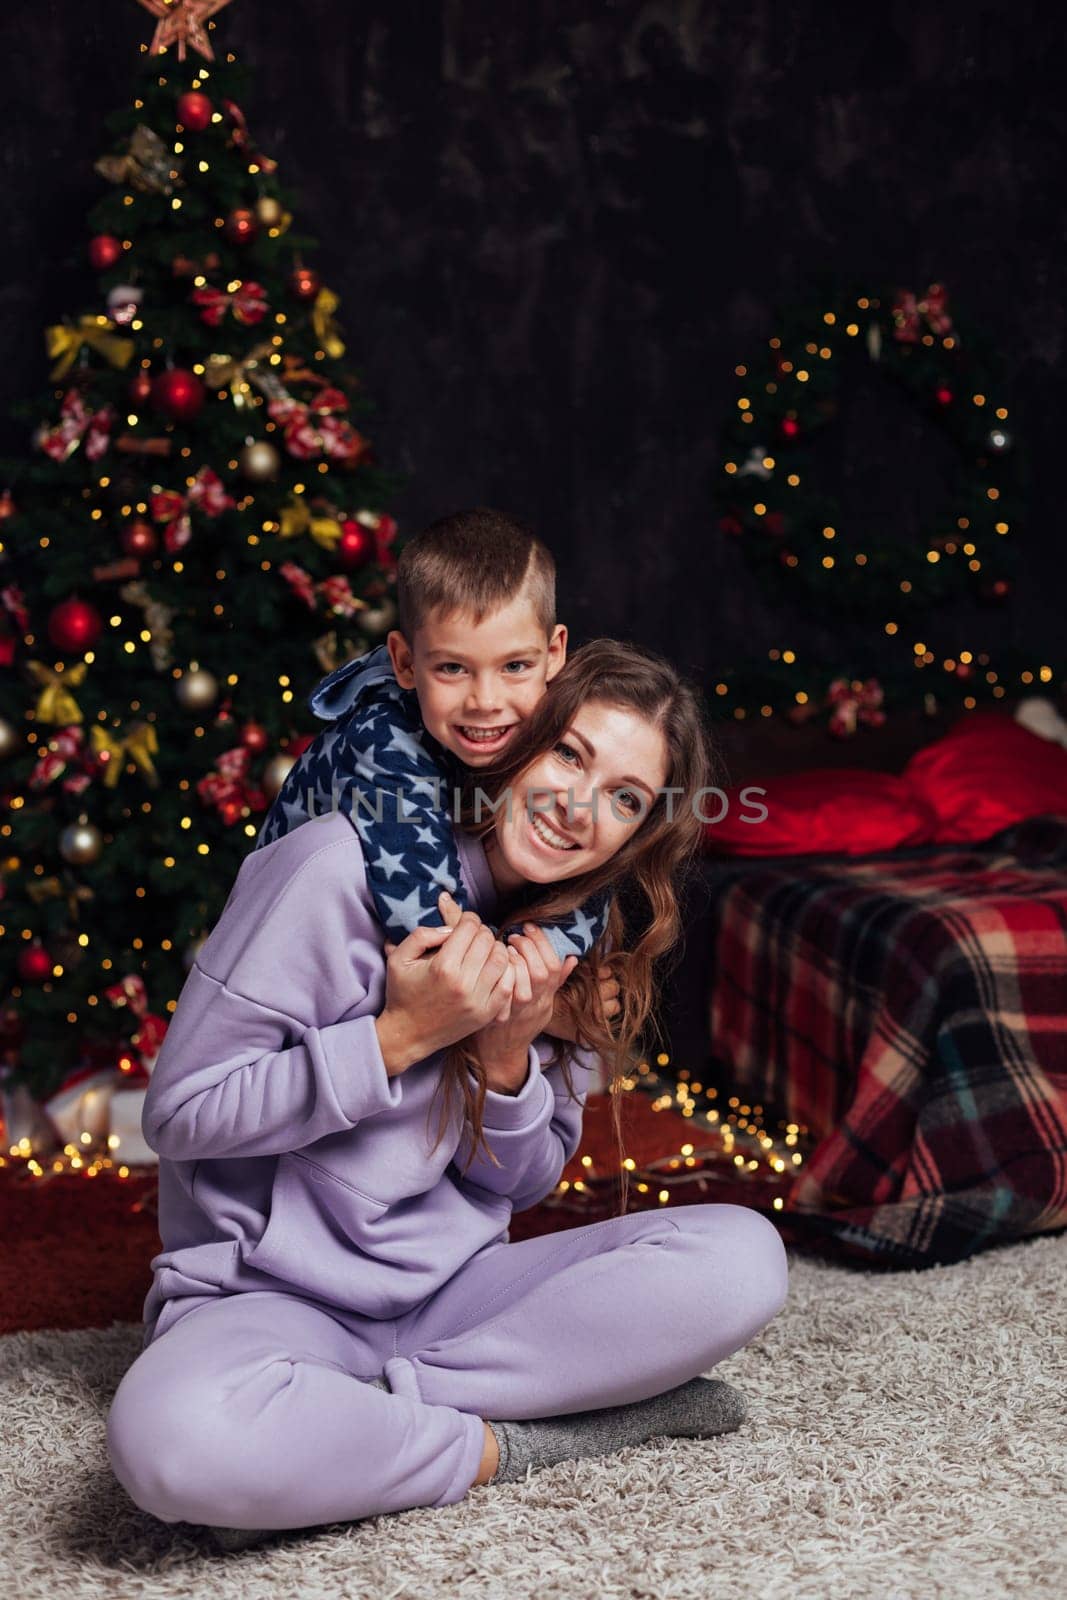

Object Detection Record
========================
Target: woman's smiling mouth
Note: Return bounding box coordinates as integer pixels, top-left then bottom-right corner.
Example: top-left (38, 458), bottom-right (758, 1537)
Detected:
top-left (529, 812), bottom-right (580, 851)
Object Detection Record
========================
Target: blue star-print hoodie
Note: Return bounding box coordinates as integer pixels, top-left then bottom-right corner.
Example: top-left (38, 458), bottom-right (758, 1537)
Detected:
top-left (255, 645), bottom-right (612, 961)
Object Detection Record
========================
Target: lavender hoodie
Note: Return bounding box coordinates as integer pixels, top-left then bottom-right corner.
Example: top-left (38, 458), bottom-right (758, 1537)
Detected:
top-left (140, 809), bottom-right (599, 1348)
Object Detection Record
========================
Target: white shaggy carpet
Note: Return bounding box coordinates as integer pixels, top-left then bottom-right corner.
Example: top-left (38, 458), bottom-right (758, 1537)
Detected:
top-left (2, 1228), bottom-right (1064, 1599)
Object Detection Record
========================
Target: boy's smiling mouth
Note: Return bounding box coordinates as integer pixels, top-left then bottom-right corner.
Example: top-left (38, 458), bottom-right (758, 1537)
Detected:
top-left (454, 723), bottom-right (517, 754)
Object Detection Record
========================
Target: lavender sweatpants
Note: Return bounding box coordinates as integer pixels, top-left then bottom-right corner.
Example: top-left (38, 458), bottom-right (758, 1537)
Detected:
top-left (107, 1203), bottom-right (788, 1532)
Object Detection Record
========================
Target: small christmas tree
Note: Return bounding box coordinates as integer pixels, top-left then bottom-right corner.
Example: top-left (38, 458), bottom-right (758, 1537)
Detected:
top-left (0, 0), bottom-right (400, 1110)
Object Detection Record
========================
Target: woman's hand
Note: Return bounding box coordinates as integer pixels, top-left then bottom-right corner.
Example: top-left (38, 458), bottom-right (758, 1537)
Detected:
top-left (548, 963), bottom-right (621, 1043)
top-left (374, 893), bottom-right (516, 1077)
top-left (467, 924), bottom-right (579, 1092)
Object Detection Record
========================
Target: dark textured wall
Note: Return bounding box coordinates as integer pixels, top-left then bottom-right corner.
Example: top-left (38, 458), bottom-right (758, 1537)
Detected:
top-left (2, 0), bottom-right (1063, 690)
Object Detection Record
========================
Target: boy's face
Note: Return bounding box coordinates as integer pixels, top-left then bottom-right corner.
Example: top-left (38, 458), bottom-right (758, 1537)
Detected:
top-left (386, 592), bottom-right (567, 768)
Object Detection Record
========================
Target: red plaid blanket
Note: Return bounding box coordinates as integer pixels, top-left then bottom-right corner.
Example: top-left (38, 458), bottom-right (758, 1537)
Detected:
top-left (707, 815), bottom-right (1067, 1267)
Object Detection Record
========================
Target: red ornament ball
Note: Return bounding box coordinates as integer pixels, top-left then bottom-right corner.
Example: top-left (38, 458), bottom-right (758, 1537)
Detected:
top-left (17, 943), bottom-right (53, 984)
top-left (780, 417), bottom-right (800, 439)
top-left (239, 720), bottom-right (269, 755)
top-left (48, 597), bottom-right (103, 654)
top-left (985, 578), bottom-right (1012, 601)
top-left (0, 489), bottom-right (16, 522)
top-left (176, 90), bottom-right (213, 131)
top-left (935, 386), bottom-right (954, 406)
top-left (121, 518), bottom-right (157, 557)
top-left (128, 370), bottom-right (154, 405)
top-left (224, 208), bottom-right (259, 245)
top-left (152, 368), bottom-right (206, 423)
top-left (289, 266), bottom-right (321, 302)
top-left (337, 518), bottom-right (375, 567)
top-left (88, 234), bottom-right (123, 272)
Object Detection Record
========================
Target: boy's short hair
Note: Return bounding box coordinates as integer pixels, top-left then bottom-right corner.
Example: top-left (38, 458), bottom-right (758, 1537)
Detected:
top-left (396, 507), bottom-right (556, 642)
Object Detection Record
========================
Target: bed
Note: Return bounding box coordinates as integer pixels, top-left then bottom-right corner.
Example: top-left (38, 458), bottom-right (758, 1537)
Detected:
top-left (660, 708), bottom-right (1067, 1269)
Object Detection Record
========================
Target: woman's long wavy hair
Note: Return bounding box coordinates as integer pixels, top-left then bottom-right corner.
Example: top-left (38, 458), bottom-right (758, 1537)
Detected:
top-left (422, 638), bottom-right (717, 1217)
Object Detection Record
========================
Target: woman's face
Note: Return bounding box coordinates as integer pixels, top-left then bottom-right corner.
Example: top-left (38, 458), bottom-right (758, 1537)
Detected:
top-left (484, 700), bottom-right (671, 894)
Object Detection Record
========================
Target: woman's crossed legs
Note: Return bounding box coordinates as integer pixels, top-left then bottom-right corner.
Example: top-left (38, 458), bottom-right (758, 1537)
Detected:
top-left (107, 1202), bottom-right (787, 1532)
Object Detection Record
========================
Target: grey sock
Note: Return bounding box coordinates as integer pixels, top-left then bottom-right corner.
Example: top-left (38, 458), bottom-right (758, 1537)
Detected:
top-left (486, 1376), bottom-right (747, 1485)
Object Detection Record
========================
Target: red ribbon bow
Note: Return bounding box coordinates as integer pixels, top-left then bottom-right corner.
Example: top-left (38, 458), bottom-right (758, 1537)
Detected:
top-left (826, 677), bottom-right (886, 738)
top-left (150, 466), bottom-right (236, 552)
top-left (279, 562), bottom-right (365, 619)
top-left (197, 745), bottom-right (269, 826)
top-left (2, 583), bottom-right (29, 635)
top-left (190, 279), bottom-right (269, 327)
top-left (36, 389), bottom-right (115, 463)
top-left (267, 389), bottom-right (369, 466)
top-left (104, 973), bottom-right (168, 1075)
top-left (891, 284), bottom-right (953, 344)
top-left (280, 561), bottom-right (317, 609)
top-left (28, 723), bottom-right (104, 796)
top-left (223, 98), bottom-right (278, 174)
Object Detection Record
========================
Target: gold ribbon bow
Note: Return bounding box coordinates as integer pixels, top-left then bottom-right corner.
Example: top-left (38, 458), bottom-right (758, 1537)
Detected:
top-left (89, 721), bottom-right (160, 788)
top-left (278, 497), bottom-right (343, 550)
top-left (45, 316), bottom-right (136, 382)
top-left (25, 661), bottom-right (88, 724)
top-left (203, 341), bottom-right (278, 406)
top-left (94, 123), bottom-right (181, 195)
top-left (312, 288), bottom-right (346, 359)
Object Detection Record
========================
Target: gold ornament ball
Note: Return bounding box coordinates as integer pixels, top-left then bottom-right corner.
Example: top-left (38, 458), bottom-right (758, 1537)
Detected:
top-left (59, 818), bottom-right (104, 866)
top-left (360, 598), bottom-right (397, 639)
top-left (239, 439), bottom-right (281, 482)
top-left (262, 753), bottom-right (296, 798)
top-left (175, 667), bottom-right (219, 711)
top-left (255, 195), bottom-right (284, 227)
top-left (0, 717), bottom-right (21, 760)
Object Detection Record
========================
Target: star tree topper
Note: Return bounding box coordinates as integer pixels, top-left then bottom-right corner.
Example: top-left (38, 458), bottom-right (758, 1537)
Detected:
top-left (136, 0), bottom-right (235, 62)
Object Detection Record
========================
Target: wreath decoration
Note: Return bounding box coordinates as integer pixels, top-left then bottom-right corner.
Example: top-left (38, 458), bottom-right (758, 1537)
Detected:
top-left (706, 284), bottom-right (1047, 731)
top-left (715, 284), bottom-right (1020, 618)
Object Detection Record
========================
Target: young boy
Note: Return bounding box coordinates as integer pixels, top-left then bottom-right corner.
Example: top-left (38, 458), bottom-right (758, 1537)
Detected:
top-left (256, 507), bottom-right (611, 962)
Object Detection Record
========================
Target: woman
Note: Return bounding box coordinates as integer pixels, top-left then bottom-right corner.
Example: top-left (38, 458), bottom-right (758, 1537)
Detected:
top-left (106, 640), bottom-right (788, 1541)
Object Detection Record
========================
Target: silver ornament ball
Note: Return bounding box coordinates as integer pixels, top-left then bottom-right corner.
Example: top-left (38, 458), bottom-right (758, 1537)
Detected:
top-left (0, 717), bottom-right (21, 760)
top-left (263, 753), bottom-right (296, 798)
top-left (175, 667), bottom-right (219, 711)
top-left (106, 284), bottom-right (143, 327)
top-left (59, 818), bottom-right (104, 865)
top-left (360, 598), bottom-right (397, 639)
top-left (239, 439), bottom-right (281, 482)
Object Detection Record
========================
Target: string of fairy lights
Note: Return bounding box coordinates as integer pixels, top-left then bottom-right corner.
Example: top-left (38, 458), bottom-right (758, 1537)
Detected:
top-left (2, 1052), bottom-right (811, 1217)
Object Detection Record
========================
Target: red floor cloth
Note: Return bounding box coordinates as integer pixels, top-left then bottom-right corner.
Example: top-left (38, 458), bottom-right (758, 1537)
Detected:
top-left (1, 1091), bottom-right (796, 1335)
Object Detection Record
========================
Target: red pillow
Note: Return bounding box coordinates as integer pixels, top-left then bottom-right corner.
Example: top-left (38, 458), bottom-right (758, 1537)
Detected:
top-left (703, 769), bottom-right (939, 857)
top-left (904, 713), bottom-right (1067, 843)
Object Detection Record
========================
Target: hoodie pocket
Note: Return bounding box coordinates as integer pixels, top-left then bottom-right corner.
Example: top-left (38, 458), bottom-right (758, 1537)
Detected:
top-left (240, 1151), bottom-right (392, 1303)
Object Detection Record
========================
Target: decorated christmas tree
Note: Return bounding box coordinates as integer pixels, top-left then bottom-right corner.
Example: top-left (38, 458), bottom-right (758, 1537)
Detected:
top-left (0, 0), bottom-right (399, 1134)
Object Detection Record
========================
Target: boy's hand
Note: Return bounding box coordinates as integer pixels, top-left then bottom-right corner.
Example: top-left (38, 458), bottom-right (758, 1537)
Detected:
top-left (548, 963), bottom-right (621, 1042)
top-left (375, 892), bottom-right (515, 1075)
